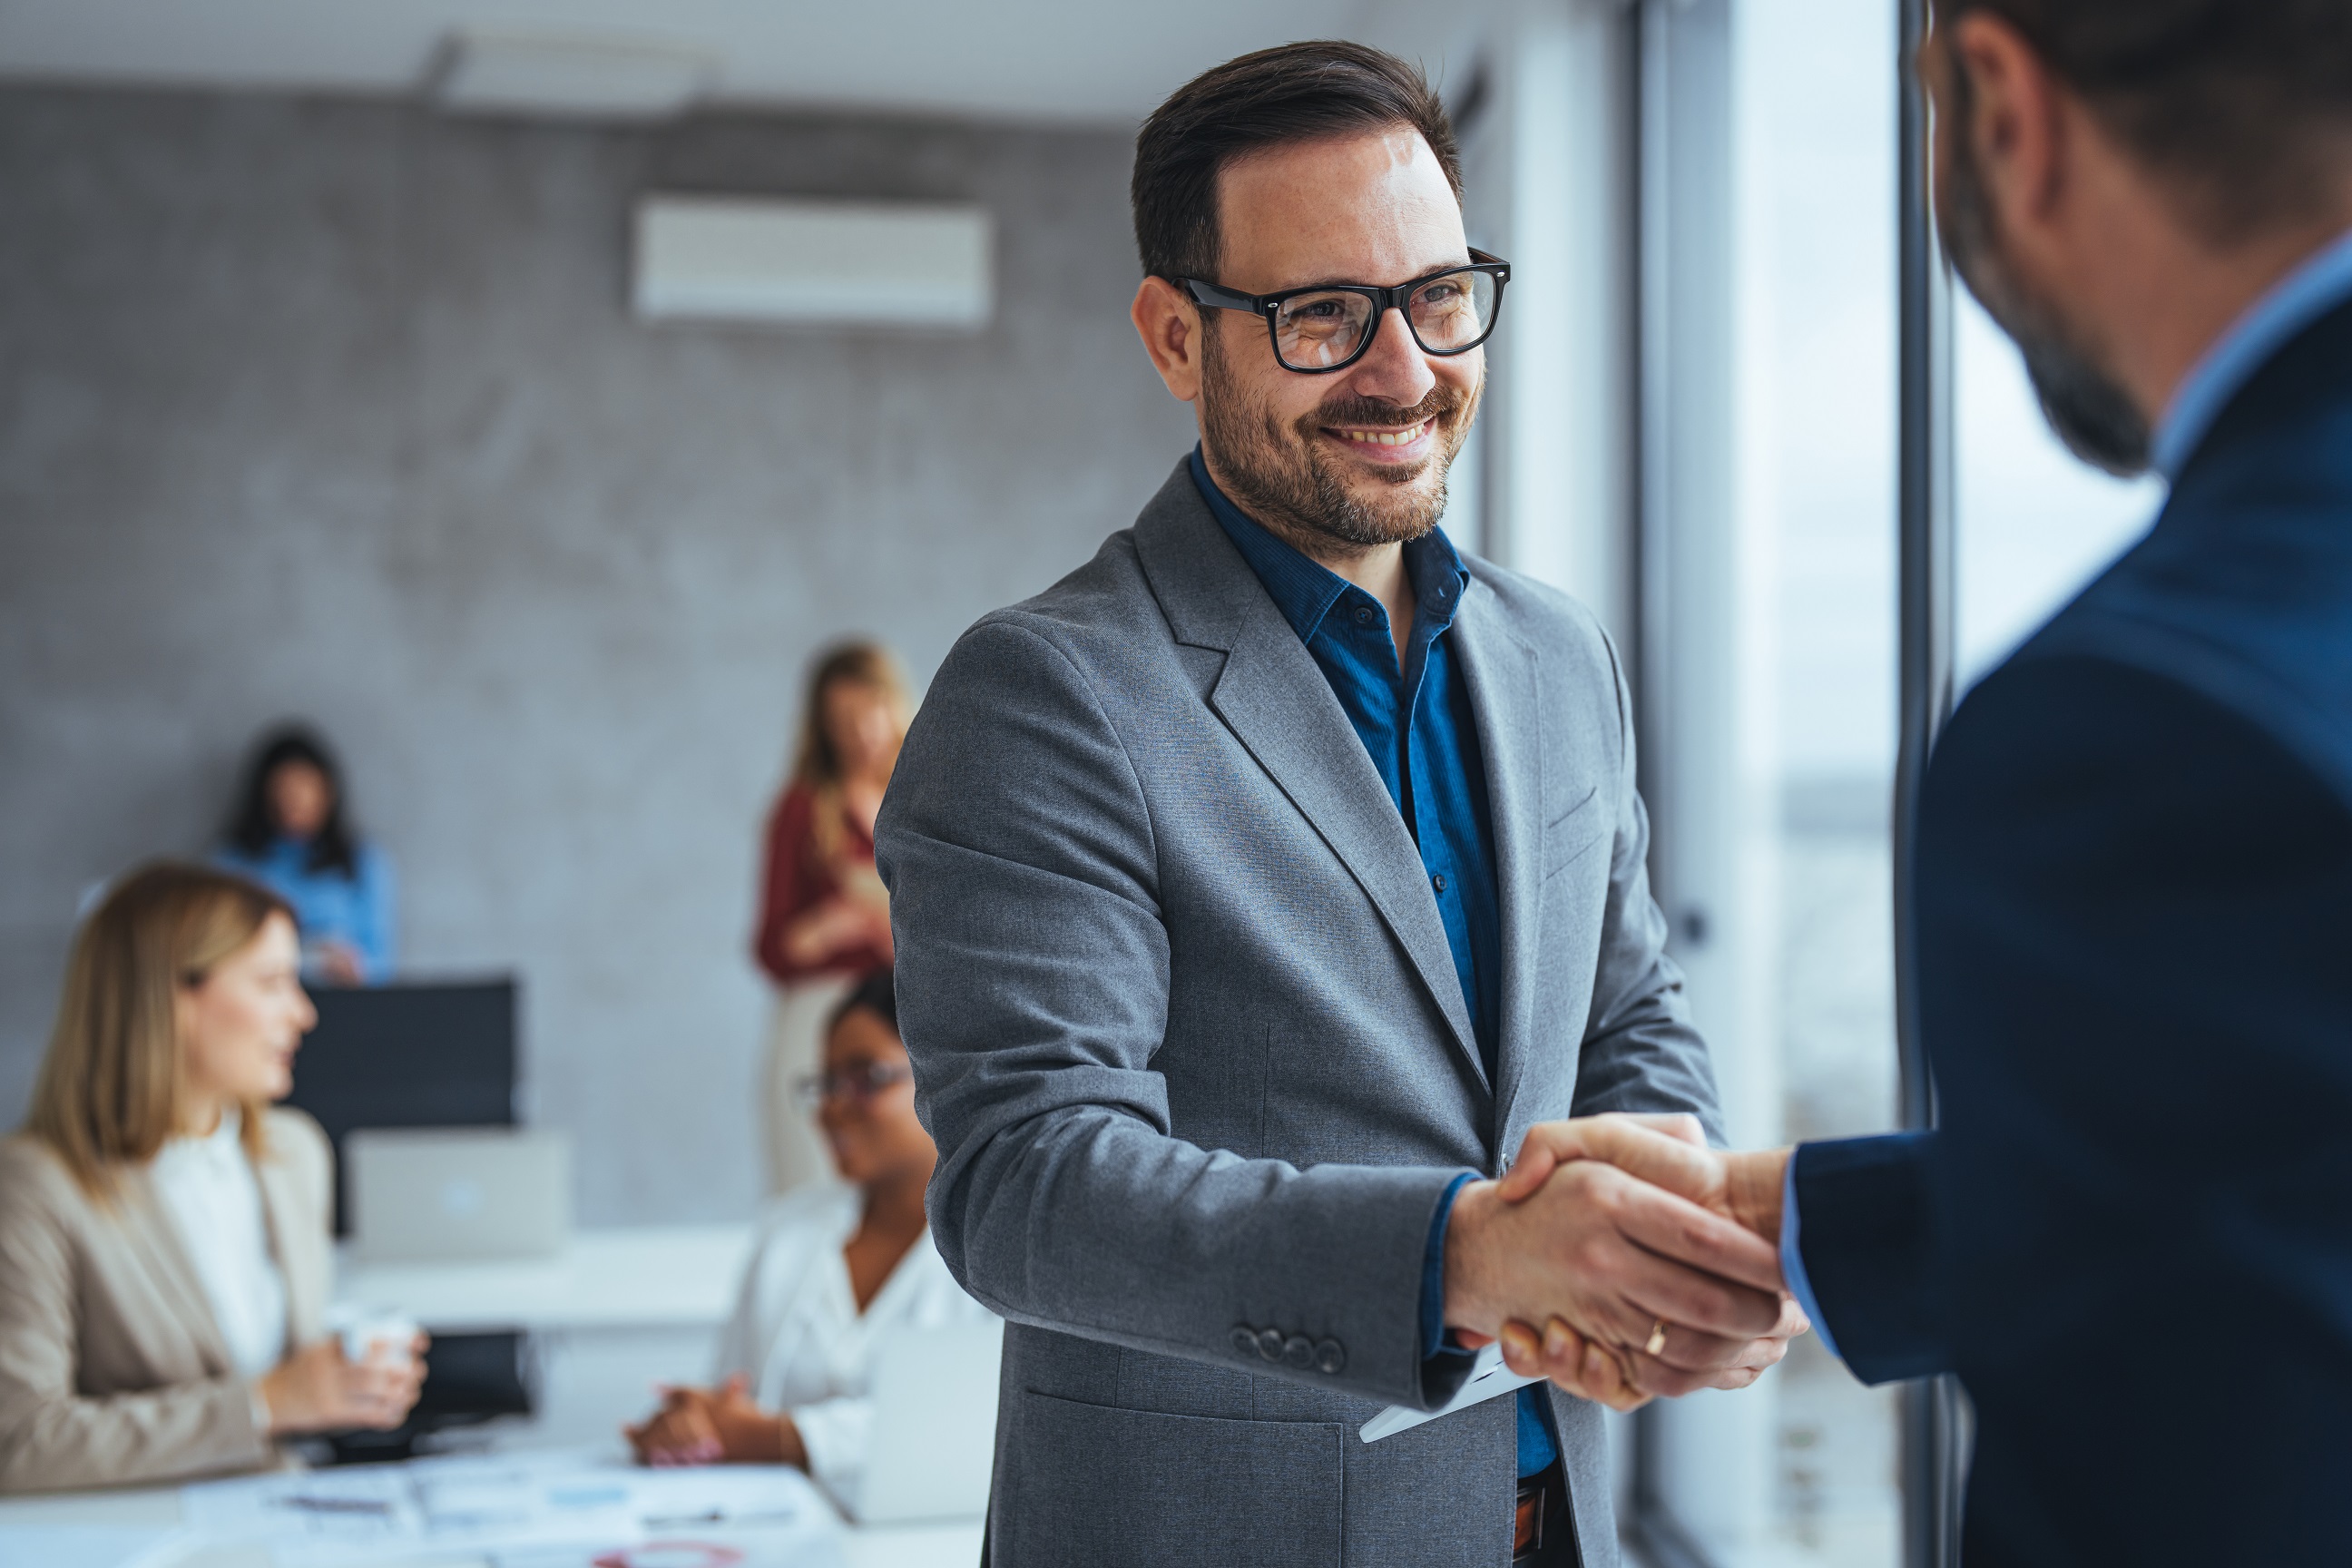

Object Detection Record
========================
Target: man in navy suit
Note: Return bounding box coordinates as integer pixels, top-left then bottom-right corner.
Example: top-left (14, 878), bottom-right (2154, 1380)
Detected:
top-left (1491, 2), bottom-right (2352, 1562)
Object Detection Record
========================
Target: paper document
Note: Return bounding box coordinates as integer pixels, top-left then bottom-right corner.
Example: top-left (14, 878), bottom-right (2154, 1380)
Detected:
top-left (1359, 1341), bottom-right (1542, 1443)
top-left (180, 1448), bottom-right (843, 1568)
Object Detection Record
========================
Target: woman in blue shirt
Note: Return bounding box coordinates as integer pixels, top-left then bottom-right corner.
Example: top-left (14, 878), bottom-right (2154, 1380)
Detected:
top-left (213, 726), bottom-right (396, 985)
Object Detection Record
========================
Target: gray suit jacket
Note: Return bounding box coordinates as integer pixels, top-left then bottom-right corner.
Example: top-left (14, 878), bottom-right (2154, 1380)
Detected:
top-left (877, 461), bottom-right (1721, 1566)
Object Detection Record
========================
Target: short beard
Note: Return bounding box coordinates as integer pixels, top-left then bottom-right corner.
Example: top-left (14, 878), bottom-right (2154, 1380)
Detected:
top-left (1198, 327), bottom-right (1480, 554)
top-left (1938, 85), bottom-right (2151, 476)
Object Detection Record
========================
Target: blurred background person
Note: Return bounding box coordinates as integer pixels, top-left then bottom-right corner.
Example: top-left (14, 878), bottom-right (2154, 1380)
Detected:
top-left (626, 968), bottom-right (989, 1512)
top-left (0, 863), bottom-right (424, 1493)
top-left (751, 643), bottom-right (908, 1196)
top-left (214, 724), bottom-right (397, 985)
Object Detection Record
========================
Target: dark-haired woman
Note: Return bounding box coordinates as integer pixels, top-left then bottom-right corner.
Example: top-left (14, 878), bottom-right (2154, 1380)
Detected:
top-left (751, 644), bottom-right (907, 1196)
top-left (626, 969), bottom-right (991, 1514)
top-left (214, 725), bottom-right (396, 985)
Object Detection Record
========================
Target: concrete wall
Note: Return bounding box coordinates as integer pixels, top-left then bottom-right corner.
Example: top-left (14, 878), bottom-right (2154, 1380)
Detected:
top-left (0, 87), bottom-right (1194, 1223)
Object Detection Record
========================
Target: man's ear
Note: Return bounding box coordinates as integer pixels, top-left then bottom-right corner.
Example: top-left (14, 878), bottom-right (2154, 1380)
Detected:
top-left (1948, 11), bottom-right (2069, 236)
top-left (1132, 275), bottom-right (1206, 404)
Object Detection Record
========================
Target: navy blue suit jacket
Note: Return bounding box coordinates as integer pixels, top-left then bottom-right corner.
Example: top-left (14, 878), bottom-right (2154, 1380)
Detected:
top-left (1794, 297), bottom-right (2352, 1564)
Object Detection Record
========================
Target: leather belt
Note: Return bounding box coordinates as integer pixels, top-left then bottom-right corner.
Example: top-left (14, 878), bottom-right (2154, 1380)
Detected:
top-left (1513, 1460), bottom-right (1572, 1564)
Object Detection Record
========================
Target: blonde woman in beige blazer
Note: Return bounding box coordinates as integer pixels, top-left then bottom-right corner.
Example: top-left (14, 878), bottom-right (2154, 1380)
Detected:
top-left (0, 863), bottom-right (425, 1494)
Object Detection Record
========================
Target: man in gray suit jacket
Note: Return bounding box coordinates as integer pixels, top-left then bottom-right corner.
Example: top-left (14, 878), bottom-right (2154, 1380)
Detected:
top-left (877, 42), bottom-right (1798, 1567)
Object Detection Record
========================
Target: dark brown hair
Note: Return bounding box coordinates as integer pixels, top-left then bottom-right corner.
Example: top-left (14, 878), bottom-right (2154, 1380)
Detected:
top-left (1934, 0), bottom-right (2352, 238)
top-left (1132, 41), bottom-right (1463, 284)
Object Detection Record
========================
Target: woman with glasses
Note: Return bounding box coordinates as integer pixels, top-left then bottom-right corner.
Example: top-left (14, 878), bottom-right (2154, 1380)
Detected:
top-left (625, 968), bottom-right (990, 1510)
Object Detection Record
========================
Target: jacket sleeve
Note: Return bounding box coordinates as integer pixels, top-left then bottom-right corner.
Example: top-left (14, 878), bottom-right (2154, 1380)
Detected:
top-left (1789, 1132), bottom-right (1947, 1383)
top-left (0, 1147), bottom-right (272, 1494)
top-left (877, 618), bottom-right (1471, 1411)
top-left (1564, 631), bottom-right (1725, 1141)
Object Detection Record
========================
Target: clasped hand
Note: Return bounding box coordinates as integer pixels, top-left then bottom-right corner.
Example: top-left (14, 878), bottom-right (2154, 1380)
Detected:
top-left (1441, 1113), bottom-right (1799, 1413)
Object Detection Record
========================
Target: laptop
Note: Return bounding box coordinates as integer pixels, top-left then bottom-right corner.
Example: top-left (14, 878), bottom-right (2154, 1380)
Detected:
top-left (854, 1318), bottom-right (1004, 1524)
top-left (346, 1127), bottom-right (572, 1263)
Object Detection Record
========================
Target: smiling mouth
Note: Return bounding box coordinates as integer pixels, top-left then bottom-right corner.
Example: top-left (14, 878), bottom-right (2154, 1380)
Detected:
top-left (1328, 419), bottom-right (1432, 447)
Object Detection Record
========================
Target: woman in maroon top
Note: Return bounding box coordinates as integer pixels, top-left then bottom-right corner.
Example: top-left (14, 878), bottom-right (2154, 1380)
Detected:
top-left (753, 642), bottom-right (909, 1196)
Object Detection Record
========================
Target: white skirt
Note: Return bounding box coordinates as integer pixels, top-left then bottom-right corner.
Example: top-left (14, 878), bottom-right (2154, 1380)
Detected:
top-left (758, 975), bottom-right (858, 1198)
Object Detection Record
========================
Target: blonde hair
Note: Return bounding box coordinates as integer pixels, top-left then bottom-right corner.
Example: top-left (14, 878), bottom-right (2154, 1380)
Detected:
top-left (789, 642), bottom-right (912, 865)
top-left (24, 862), bottom-right (291, 1196)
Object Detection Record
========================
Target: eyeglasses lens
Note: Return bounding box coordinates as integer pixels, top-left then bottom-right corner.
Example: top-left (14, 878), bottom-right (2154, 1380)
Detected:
top-left (1269, 271), bottom-right (1497, 370)
top-left (1272, 291), bottom-right (1376, 370)
top-left (794, 1063), bottom-right (909, 1109)
top-left (1408, 270), bottom-right (1496, 351)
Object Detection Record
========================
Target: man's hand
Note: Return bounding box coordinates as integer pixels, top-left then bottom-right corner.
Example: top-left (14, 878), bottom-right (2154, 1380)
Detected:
top-left (1442, 1144), bottom-right (1787, 1374)
top-left (1483, 1114), bottom-right (1801, 1411)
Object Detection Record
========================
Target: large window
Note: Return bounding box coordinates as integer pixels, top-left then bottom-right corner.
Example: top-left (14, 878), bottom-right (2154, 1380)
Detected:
top-left (1736, 0), bottom-right (1905, 1561)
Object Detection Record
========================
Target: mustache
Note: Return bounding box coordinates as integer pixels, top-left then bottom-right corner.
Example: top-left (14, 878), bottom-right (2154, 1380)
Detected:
top-left (1302, 385), bottom-right (1468, 433)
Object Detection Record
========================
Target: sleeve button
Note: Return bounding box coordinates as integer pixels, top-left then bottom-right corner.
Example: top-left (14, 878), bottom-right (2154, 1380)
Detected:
top-left (1314, 1339), bottom-right (1347, 1376)
top-left (1282, 1335), bottom-right (1315, 1370)
top-left (1257, 1328), bottom-right (1287, 1362)
top-left (1231, 1325), bottom-right (1259, 1357)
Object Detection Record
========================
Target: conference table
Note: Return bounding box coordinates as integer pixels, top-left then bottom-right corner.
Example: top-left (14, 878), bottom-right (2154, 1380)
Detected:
top-left (0, 1225), bottom-right (985, 1567)
top-left (0, 1470), bottom-right (983, 1567)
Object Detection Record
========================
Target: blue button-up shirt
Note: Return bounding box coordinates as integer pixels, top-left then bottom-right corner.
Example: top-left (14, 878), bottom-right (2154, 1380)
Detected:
top-left (1190, 449), bottom-right (1557, 1478)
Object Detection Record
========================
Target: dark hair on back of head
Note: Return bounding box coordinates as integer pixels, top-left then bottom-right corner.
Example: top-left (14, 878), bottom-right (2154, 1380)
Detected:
top-left (830, 967), bottom-right (899, 1042)
top-left (1933, 0), bottom-right (2352, 239)
top-left (1132, 41), bottom-right (1462, 284)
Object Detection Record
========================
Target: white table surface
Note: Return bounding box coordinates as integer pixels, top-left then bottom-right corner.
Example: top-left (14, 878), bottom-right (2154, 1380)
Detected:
top-left (0, 1476), bottom-right (983, 1568)
top-left (334, 1225), bottom-right (751, 1333)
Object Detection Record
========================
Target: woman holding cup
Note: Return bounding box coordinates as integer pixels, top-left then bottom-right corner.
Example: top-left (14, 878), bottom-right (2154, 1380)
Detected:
top-left (0, 863), bottom-right (425, 1493)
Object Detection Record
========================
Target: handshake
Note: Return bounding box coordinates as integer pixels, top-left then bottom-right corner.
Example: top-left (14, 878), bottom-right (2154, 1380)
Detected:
top-left (1442, 1114), bottom-right (1800, 1413)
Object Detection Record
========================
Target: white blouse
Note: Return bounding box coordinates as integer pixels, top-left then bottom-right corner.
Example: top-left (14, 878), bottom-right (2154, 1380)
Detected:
top-left (150, 1108), bottom-right (289, 1381)
top-left (712, 1182), bottom-right (995, 1514)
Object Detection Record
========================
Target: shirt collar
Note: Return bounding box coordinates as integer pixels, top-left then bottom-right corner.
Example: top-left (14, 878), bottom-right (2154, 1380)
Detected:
top-left (1187, 446), bottom-right (1470, 642)
top-left (2151, 225), bottom-right (2352, 479)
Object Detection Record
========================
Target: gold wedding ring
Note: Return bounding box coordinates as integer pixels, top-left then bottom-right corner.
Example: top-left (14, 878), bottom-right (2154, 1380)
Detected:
top-left (1644, 1320), bottom-right (1670, 1357)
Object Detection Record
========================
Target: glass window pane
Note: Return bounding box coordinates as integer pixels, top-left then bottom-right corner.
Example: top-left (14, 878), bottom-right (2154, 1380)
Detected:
top-left (1954, 293), bottom-right (2165, 685)
top-left (1736, 0), bottom-right (1904, 1560)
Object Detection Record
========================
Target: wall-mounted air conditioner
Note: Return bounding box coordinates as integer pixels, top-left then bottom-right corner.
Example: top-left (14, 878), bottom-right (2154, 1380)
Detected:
top-left (631, 197), bottom-right (994, 331)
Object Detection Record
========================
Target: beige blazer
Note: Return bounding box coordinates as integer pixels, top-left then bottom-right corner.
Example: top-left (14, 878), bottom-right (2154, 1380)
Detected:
top-left (0, 1108), bottom-right (332, 1494)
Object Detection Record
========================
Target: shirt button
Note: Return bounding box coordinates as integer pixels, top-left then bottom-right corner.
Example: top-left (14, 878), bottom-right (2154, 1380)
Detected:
top-left (1353, 605), bottom-right (1374, 624)
top-left (1431, 872), bottom-right (1447, 893)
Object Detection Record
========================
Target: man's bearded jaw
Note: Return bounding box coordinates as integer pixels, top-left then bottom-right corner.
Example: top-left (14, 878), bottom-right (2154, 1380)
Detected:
top-left (1198, 333), bottom-right (1475, 551)
top-left (1938, 98), bottom-right (2151, 476)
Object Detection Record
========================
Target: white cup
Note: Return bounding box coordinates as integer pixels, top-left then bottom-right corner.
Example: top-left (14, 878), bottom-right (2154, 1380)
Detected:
top-left (325, 1304), bottom-right (421, 1367)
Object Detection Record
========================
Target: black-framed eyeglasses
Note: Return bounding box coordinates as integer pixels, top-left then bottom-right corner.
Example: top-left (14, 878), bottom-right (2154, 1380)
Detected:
top-left (793, 1061), bottom-right (913, 1110)
top-left (1179, 250), bottom-right (1511, 375)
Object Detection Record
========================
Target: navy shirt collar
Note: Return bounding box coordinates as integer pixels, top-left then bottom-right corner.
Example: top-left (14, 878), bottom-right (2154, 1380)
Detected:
top-left (1187, 446), bottom-right (1469, 644)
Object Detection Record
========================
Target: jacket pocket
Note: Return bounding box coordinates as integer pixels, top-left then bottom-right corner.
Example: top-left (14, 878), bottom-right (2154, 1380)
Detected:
top-left (1542, 787), bottom-right (1606, 880)
top-left (997, 1389), bottom-right (1343, 1568)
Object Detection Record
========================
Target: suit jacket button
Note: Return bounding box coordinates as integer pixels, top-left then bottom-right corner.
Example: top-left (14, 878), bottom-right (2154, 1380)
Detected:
top-left (1231, 1326), bottom-right (1259, 1357)
top-left (1282, 1335), bottom-right (1315, 1370)
top-left (1314, 1339), bottom-right (1346, 1375)
top-left (1257, 1328), bottom-right (1286, 1362)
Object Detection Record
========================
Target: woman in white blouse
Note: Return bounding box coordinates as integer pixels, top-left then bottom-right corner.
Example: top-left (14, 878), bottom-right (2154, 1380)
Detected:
top-left (627, 968), bottom-right (991, 1509)
top-left (0, 863), bottom-right (424, 1492)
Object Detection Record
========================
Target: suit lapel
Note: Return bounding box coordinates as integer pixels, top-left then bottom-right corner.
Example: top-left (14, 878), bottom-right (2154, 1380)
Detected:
top-left (1447, 581), bottom-right (1545, 1143)
top-left (1132, 465), bottom-right (1487, 1090)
